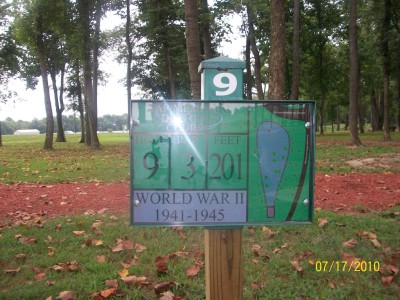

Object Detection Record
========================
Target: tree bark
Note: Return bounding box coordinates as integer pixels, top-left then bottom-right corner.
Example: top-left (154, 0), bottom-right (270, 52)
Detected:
top-left (245, 36), bottom-right (252, 100)
top-left (50, 70), bottom-right (66, 142)
top-left (289, 0), bottom-right (300, 100)
top-left (382, 0), bottom-right (391, 141)
top-left (184, 0), bottom-right (202, 99)
top-left (36, 14), bottom-right (54, 150)
top-left (200, 0), bottom-right (212, 59)
top-left (80, 0), bottom-right (100, 148)
top-left (126, 0), bottom-right (132, 105)
top-left (268, 0), bottom-right (286, 100)
top-left (348, 0), bottom-right (361, 145)
top-left (247, 4), bottom-right (264, 100)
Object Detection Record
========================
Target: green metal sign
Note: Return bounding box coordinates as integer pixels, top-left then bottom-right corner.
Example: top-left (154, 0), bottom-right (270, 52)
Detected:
top-left (130, 100), bottom-right (315, 226)
top-left (199, 56), bottom-right (245, 100)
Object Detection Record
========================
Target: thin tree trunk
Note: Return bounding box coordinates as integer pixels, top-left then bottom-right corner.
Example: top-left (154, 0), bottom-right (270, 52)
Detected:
top-left (247, 4), bottom-right (263, 100)
top-left (93, 4), bottom-right (101, 129)
top-left (184, 0), bottom-right (202, 99)
top-left (50, 70), bottom-right (66, 142)
top-left (126, 0), bottom-right (132, 105)
top-left (245, 36), bottom-right (252, 100)
top-left (200, 0), bottom-right (212, 59)
top-left (81, 0), bottom-right (100, 148)
top-left (336, 106), bottom-right (340, 131)
top-left (349, 0), bottom-right (361, 145)
top-left (0, 122), bottom-right (2, 147)
top-left (268, 0), bottom-right (286, 100)
top-left (36, 14), bottom-right (54, 150)
top-left (74, 62), bottom-right (85, 143)
top-left (289, 0), bottom-right (300, 100)
top-left (382, 0), bottom-right (391, 141)
top-left (166, 47), bottom-right (176, 99)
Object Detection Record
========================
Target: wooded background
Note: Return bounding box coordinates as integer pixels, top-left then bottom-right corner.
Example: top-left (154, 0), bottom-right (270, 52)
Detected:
top-left (1, 0), bottom-right (399, 148)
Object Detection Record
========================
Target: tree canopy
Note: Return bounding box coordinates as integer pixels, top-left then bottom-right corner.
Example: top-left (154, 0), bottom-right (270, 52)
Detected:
top-left (1, 0), bottom-right (399, 147)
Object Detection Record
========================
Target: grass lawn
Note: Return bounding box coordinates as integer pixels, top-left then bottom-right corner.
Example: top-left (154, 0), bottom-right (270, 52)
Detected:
top-left (0, 131), bottom-right (399, 299)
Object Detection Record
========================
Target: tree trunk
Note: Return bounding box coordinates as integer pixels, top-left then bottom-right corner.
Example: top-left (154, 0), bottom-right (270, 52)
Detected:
top-left (50, 70), bottom-right (66, 142)
top-left (268, 0), bottom-right (286, 100)
top-left (165, 47), bottom-right (176, 99)
top-left (36, 14), bottom-right (54, 150)
top-left (336, 106), bottom-right (340, 131)
top-left (0, 122), bottom-right (2, 147)
top-left (74, 61), bottom-right (85, 143)
top-left (81, 0), bottom-right (100, 148)
top-left (93, 3), bottom-right (101, 129)
top-left (126, 0), bottom-right (133, 105)
top-left (245, 36), bottom-right (252, 100)
top-left (200, 0), bottom-right (212, 59)
top-left (247, 4), bottom-right (264, 100)
top-left (184, 0), bottom-right (202, 99)
top-left (382, 0), bottom-right (391, 141)
top-left (348, 0), bottom-right (361, 145)
top-left (289, 0), bottom-right (300, 100)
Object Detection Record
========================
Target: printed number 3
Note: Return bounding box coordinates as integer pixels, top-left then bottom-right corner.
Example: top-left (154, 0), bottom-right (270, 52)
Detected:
top-left (213, 73), bottom-right (237, 96)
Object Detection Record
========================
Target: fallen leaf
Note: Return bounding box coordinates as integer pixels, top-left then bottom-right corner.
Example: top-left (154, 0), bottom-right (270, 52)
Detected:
top-left (280, 242), bottom-right (290, 249)
top-left (91, 222), bottom-right (102, 229)
top-left (251, 244), bottom-right (262, 256)
top-left (251, 282), bottom-right (262, 289)
top-left (318, 217), bottom-right (328, 227)
top-left (72, 231), bottom-right (85, 235)
top-left (4, 268), bottom-right (20, 275)
top-left (154, 281), bottom-right (176, 295)
top-left (155, 256), bottom-right (169, 274)
top-left (105, 279), bottom-right (118, 288)
top-left (111, 239), bottom-right (134, 252)
top-left (15, 253), bottom-right (28, 259)
top-left (341, 252), bottom-right (363, 268)
top-left (159, 291), bottom-right (175, 300)
top-left (120, 256), bottom-right (139, 268)
top-left (19, 236), bottom-right (37, 245)
top-left (35, 272), bottom-right (46, 281)
top-left (262, 226), bottom-right (275, 237)
top-left (186, 263), bottom-right (201, 277)
top-left (135, 243), bottom-right (146, 252)
top-left (96, 255), bottom-right (106, 263)
top-left (381, 276), bottom-right (394, 286)
top-left (118, 268), bottom-right (129, 278)
top-left (56, 291), bottom-right (75, 300)
top-left (100, 288), bottom-right (116, 298)
top-left (290, 261), bottom-right (304, 274)
top-left (52, 261), bottom-right (79, 272)
top-left (357, 231), bottom-right (377, 239)
top-left (45, 281), bottom-right (55, 286)
top-left (121, 276), bottom-right (149, 287)
top-left (342, 238), bottom-right (357, 248)
top-left (85, 239), bottom-right (103, 247)
top-left (370, 239), bottom-right (381, 248)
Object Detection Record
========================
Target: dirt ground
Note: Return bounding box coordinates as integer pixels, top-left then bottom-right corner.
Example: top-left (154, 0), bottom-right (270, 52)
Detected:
top-left (1, 172), bottom-right (399, 226)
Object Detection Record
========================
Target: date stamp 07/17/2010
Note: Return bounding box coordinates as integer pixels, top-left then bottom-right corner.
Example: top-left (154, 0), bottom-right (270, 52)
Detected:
top-left (315, 260), bottom-right (380, 273)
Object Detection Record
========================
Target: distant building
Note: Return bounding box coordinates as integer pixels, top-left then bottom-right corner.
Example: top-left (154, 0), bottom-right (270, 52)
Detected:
top-left (14, 129), bottom-right (40, 135)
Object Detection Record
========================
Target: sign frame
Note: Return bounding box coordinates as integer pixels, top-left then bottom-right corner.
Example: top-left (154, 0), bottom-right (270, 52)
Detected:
top-left (129, 99), bottom-right (315, 227)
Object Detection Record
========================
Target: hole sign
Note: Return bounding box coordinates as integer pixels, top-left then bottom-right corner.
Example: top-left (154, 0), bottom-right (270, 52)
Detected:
top-left (213, 72), bottom-right (237, 96)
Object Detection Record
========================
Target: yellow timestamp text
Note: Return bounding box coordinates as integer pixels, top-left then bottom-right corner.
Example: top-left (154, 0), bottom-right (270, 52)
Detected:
top-left (315, 260), bottom-right (380, 272)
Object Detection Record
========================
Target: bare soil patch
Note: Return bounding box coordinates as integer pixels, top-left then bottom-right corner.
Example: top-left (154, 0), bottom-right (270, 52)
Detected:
top-left (1, 173), bottom-right (399, 225)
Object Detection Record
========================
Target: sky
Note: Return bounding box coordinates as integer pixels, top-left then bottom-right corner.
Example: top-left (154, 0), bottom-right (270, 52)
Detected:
top-left (0, 12), bottom-right (245, 122)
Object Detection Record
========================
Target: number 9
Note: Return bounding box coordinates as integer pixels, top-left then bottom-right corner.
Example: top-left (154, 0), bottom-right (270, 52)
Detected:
top-left (213, 73), bottom-right (237, 96)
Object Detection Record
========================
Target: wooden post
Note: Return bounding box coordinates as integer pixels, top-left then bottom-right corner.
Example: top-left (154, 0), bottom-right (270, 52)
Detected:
top-left (205, 228), bottom-right (243, 300)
